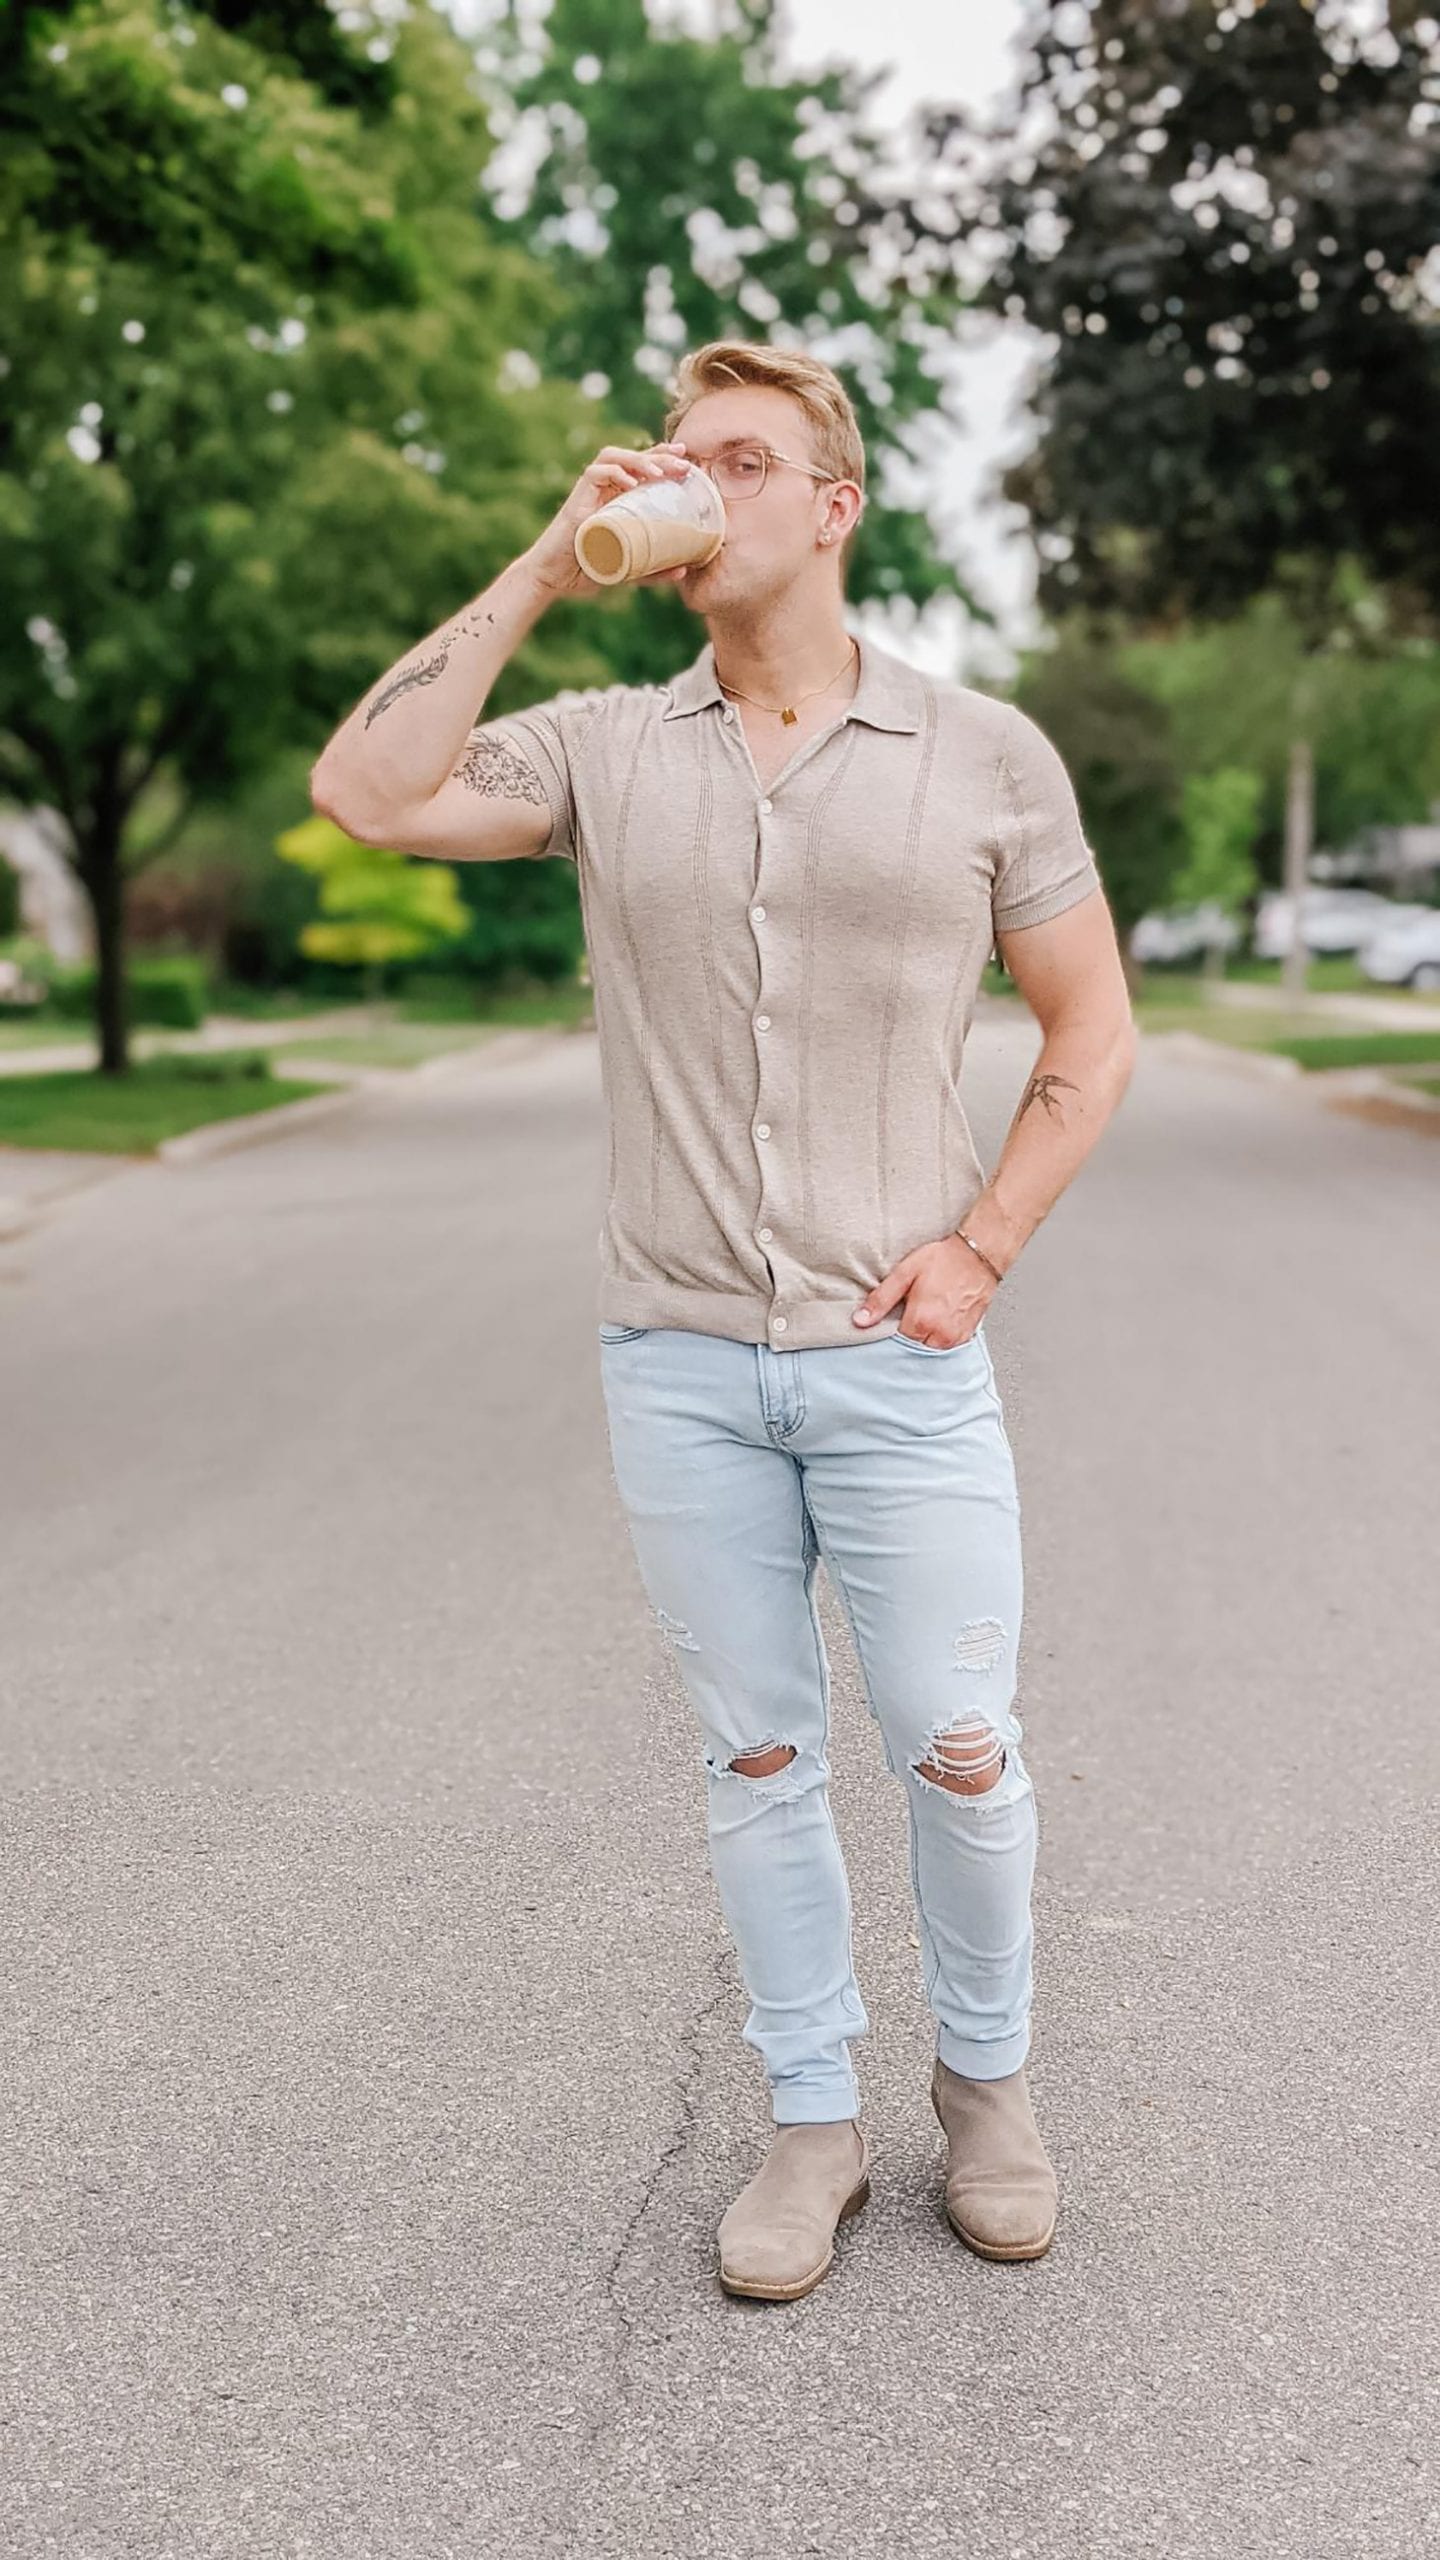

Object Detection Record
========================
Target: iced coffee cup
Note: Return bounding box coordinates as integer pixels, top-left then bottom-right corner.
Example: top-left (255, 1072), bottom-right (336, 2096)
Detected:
top-left (574, 461), bottom-right (727, 585)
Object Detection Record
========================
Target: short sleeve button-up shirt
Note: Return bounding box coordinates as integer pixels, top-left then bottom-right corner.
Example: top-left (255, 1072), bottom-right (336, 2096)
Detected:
top-left (482, 629), bottom-right (1103, 1350)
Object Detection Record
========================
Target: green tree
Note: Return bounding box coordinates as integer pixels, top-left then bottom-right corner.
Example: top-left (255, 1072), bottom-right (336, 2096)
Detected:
top-left (1008, 627), bottom-right (1185, 961)
top-left (274, 813), bottom-right (468, 1000)
top-left (1119, 590), bottom-right (1440, 866)
top-left (0, 0), bottom-right (598, 1072)
top-left (954, 0), bottom-right (1440, 625)
top-left (1173, 766), bottom-right (1262, 978)
top-left (482, 0), bottom-right (993, 663)
top-left (911, 0), bottom-right (1440, 987)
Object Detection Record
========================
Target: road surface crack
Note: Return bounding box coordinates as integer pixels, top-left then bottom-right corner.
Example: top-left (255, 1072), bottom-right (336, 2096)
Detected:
top-left (584, 1944), bottom-right (734, 2440)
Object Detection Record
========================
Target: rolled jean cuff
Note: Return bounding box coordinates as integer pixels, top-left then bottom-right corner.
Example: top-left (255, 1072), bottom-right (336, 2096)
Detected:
top-left (936, 2019), bottom-right (1031, 2082)
top-left (770, 2074), bottom-right (862, 2125)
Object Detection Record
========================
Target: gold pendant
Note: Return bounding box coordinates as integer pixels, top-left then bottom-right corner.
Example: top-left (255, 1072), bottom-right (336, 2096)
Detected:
top-left (781, 706), bottom-right (798, 725)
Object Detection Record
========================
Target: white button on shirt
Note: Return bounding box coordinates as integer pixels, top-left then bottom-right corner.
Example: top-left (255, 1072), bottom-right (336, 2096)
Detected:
top-left (755, 1123), bottom-right (771, 1140)
top-left (759, 798), bottom-right (773, 813)
top-left (751, 904), bottom-right (765, 922)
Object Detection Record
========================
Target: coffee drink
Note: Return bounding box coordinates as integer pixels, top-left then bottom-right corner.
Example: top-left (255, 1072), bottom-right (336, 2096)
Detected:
top-left (574, 462), bottom-right (727, 584)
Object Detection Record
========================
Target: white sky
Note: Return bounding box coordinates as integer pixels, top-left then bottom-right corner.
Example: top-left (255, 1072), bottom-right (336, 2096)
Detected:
top-left (776, 0), bottom-right (1040, 680)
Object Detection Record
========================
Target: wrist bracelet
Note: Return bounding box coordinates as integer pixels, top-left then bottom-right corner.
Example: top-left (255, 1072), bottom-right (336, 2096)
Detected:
top-left (955, 1228), bottom-right (1005, 1287)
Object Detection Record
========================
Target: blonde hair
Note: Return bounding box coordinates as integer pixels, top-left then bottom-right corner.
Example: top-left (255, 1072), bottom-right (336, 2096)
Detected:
top-left (662, 339), bottom-right (866, 566)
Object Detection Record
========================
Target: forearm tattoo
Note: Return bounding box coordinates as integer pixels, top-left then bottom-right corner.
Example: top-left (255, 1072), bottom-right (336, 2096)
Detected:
top-left (1016, 1070), bottom-right (1080, 1124)
top-left (363, 649), bottom-right (451, 728)
top-left (360, 607), bottom-right (498, 729)
top-left (452, 733), bottom-right (547, 803)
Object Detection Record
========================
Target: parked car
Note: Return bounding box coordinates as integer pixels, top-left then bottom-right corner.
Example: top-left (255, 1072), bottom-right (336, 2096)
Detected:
top-left (1357, 910), bottom-right (1440, 992)
top-left (1129, 903), bottom-right (1244, 966)
top-left (1251, 888), bottom-right (1425, 959)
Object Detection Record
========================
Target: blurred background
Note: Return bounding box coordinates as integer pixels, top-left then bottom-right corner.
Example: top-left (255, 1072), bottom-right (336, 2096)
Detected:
top-left (2, 0), bottom-right (1439, 1137)
top-left (4, 14), bottom-right (1439, 2544)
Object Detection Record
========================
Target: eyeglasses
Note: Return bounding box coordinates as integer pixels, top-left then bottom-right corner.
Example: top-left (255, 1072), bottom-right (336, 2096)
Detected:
top-left (674, 441), bottom-right (844, 502)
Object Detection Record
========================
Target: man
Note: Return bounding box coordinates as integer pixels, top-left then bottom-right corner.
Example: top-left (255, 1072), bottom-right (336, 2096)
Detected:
top-left (311, 339), bottom-right (1137, 2306)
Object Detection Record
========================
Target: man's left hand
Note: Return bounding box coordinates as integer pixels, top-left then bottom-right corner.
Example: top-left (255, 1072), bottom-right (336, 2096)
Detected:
top-left (852, 1234), bottom-right (997, 1345)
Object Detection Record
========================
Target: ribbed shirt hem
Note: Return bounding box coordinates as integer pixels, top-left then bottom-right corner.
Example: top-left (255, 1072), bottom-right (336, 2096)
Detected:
top-left (597, 1282), bottom-right (908, 1351)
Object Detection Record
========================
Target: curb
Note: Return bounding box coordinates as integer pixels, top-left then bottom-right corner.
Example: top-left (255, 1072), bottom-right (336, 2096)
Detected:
top-left (154, 1025), bottom-right (566, 1166)
top-left (156, 1083), bottom-right (361, 1165)
top-left (1142, 1027), bottom-right (1440, 1121)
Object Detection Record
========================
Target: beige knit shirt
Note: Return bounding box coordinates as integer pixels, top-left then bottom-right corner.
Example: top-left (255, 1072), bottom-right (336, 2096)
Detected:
top-left (485, 629), bottom-right (1103, 1351)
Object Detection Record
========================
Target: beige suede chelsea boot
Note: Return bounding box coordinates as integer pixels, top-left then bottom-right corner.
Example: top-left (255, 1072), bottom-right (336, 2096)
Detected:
top-left (930, 2057), bottom-right (1058, 2261)
top-left (716, 2118), bottom-right (872, 2302)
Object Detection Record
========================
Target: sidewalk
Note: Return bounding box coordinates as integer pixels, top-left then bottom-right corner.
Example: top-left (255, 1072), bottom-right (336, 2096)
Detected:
top-left (1203, 977), bottom-right (1440, 1030)
top-left (0, 1003), bottom-right (399, 1078)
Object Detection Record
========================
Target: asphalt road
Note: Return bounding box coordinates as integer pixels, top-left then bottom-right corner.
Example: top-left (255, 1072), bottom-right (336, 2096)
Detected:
top-left (1, 1009), bottom-right (1436, 2560)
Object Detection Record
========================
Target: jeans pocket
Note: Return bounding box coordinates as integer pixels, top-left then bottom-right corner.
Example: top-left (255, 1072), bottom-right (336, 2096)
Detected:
top-left (598, 1322), bottom-right (652, 1344)
top-left (893, 1326), bottom-right (982, 1356)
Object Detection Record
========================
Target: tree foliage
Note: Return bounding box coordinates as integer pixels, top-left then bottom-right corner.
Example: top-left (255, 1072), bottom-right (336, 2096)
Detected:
top-left (1174, 765), bottom-right (1262, 911)
top-left (275, 812), bottom-right (469, 990)
top-left (0, 0), bottom-right (602, 1066)
top-left (896, 0), bottom-right (1440, 640)
top-left (483, 0), bottom-right (992, 625)
top-left (1009, 629), bottom-right (1186, 937)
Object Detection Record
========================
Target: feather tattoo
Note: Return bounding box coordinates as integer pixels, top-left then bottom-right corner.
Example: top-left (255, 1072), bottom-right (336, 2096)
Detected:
top-left (363, 649), bottom-right (451, 729)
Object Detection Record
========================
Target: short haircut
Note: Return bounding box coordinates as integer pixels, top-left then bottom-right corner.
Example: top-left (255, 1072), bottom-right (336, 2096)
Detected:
top-left (662, 339), bottom-right (867, 572)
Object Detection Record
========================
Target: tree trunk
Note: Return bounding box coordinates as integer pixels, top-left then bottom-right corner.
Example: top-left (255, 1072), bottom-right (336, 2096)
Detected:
top-left (81, 820), bottom-right (130, 1076)
top-left (1281, 696), bottom-right (1315, 1000)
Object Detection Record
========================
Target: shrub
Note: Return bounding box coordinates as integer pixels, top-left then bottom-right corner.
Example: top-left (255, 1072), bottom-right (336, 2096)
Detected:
top-left (41, 955), bottom-right (211, 1029)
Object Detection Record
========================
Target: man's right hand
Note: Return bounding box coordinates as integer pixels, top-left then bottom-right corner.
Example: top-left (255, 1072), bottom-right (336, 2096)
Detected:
top-left (523, 440), bottom-right (698, 600)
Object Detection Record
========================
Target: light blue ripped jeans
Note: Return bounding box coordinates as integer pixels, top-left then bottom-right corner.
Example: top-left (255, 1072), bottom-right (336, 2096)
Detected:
top-left (596, 1319), bottom-right (1037, 2125)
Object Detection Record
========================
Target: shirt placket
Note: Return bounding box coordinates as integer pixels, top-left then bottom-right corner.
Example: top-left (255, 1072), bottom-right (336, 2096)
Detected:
top-left (718, 701), bottom-right (850, 1345)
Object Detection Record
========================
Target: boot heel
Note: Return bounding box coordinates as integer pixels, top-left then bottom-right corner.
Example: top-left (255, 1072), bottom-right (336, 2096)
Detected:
top-left (838, 2172), bottom-right (870, 2223)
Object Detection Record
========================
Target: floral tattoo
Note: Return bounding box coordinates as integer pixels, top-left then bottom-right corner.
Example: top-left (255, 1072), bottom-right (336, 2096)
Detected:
top-left (452, 733), bottom-right (547, 803)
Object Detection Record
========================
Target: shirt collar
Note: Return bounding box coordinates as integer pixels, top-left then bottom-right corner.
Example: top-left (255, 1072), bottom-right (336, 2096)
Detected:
top-left (660, 628), bottom-right (924, 734)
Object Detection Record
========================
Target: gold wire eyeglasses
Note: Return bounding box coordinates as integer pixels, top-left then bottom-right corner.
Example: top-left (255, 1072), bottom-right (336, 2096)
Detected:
top-left (673, 440), bottom-right (844, 501)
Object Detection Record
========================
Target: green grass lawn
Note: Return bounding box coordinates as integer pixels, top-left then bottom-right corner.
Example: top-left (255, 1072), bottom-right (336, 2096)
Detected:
top-left (1134, 999), bottom-right (1340, 1046)
top-left (1135, 997), bottom-right (1440, 1074)
top-left (1134, 953), bottom-right (1436, 1003)
top-left (0, 988), bottom-right (591, 1151)
top-left (0, 1054), bottom-right (336, 1153)
top-left (1219, 954), bottom-right (1386, 993)
top-left (1263, 1030), bottom-right (1440, 1072)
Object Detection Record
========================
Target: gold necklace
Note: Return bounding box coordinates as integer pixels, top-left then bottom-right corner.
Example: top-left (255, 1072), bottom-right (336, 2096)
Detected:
top-left (715, 639), bottom-right (858, 727)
